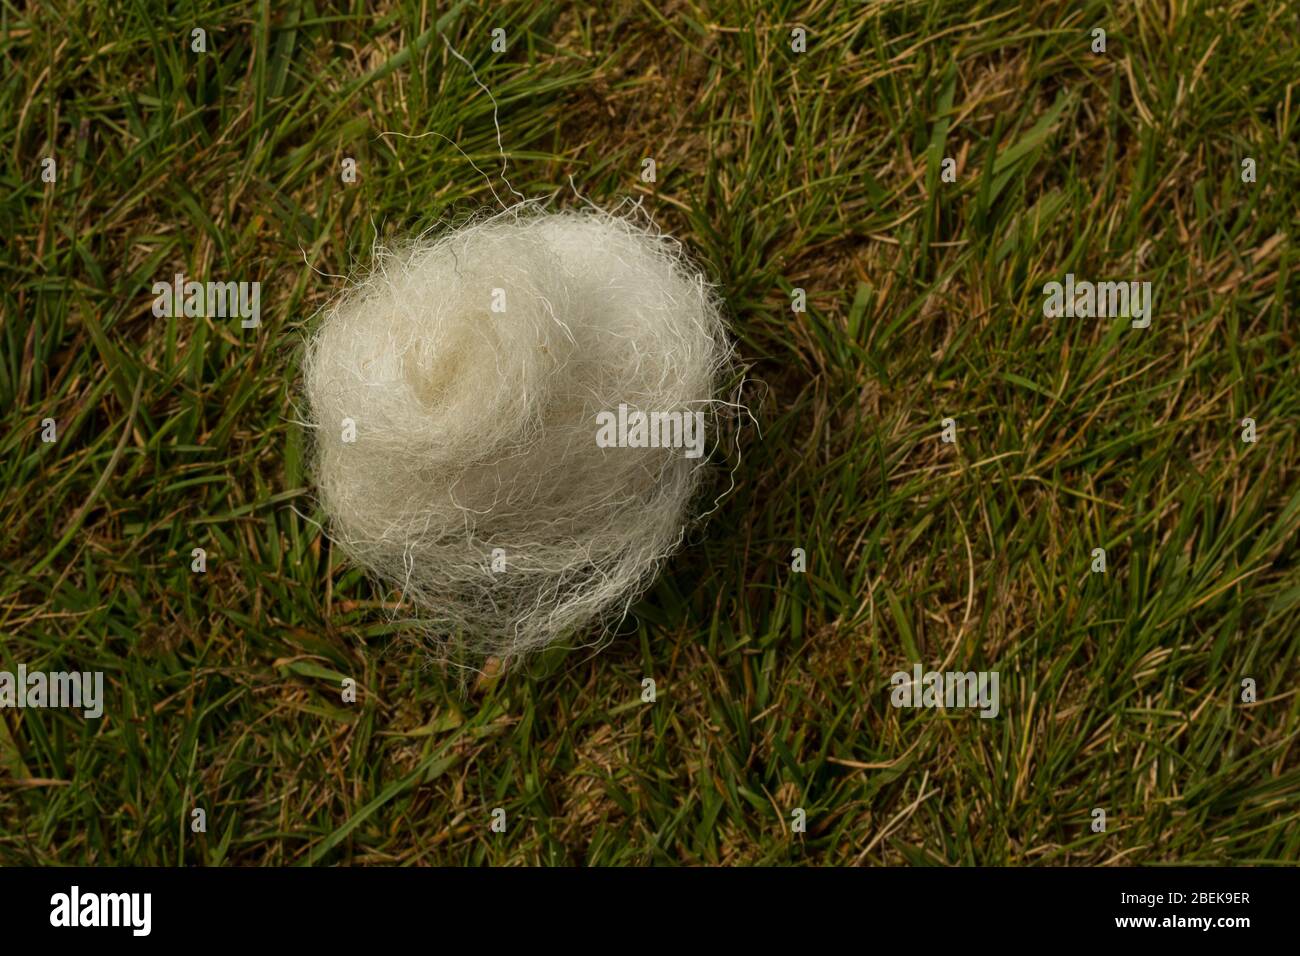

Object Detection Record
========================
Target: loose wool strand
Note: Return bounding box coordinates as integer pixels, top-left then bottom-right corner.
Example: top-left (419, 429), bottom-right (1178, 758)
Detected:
top-left (303, 206), bottom-right (733, 661)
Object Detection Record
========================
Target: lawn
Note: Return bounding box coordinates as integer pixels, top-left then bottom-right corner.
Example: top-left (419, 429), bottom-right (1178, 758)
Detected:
top-left (1, 0), bottom-right (1298, 865)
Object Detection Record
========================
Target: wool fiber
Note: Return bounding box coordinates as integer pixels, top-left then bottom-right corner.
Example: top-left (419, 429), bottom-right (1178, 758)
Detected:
top-left (303, 207), bottom-right (732, 661)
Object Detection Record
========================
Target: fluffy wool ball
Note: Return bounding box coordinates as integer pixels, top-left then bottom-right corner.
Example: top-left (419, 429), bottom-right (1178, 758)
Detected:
top-left (303, 207), bottom-right (732, 660)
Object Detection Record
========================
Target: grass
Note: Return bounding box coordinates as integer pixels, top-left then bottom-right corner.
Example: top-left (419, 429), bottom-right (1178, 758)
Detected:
top-left (2, 0), bottom-right (1299, 865)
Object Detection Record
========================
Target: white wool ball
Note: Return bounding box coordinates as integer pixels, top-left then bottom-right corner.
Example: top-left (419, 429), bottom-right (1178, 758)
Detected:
top-left (303, 208), bottom-right (732, 661)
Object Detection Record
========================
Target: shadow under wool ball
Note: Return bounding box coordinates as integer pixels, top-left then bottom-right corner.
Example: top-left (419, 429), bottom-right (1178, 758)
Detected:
top-left (303, 208), bottom-right (732, 660)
